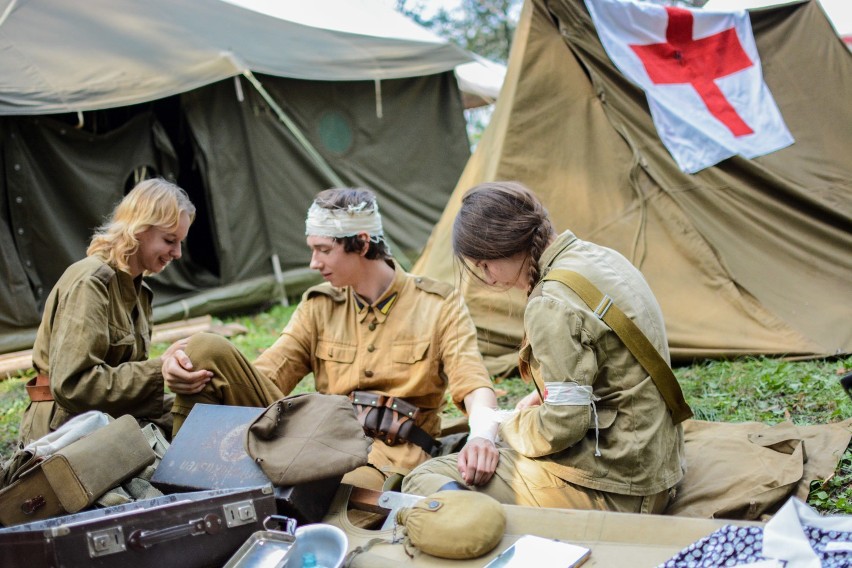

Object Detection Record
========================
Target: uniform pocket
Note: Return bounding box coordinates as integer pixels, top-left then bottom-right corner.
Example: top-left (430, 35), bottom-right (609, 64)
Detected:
top-left (105, 327), bottom-right (135, 366)
top-left (595, 406), bottom-right (618, 430)
top-left (315, 339), bottom-right (356, 363)
top-left (391, 340), bottom-right (430, 364)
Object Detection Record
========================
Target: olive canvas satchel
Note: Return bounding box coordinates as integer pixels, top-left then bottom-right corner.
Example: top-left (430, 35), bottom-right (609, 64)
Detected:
top-left (0, 414), bottom-right (156, 526)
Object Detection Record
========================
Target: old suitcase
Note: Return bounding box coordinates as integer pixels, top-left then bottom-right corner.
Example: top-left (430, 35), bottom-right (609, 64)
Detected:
top-left (0, 485), bottom-right (277, 568)
top-left (151, 404), bottom-right (341, 524)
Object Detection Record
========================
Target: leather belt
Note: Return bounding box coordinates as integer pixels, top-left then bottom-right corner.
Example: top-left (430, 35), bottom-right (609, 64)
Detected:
top-left (401, 422), bottom-right (442, 457)
top-left (25, 373), bottom-right (53, 402)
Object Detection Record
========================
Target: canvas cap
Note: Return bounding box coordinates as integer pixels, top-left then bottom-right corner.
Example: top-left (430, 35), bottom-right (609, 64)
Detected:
top-left (245, 393), bottom-right (371, 486)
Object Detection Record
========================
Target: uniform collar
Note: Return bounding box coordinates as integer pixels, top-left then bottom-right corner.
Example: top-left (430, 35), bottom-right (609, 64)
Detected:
top-left (352, 260), bottom-right (405, 324)
top-left (113, 265), bottom-right (144, 310)
top-left (538, 230), bottom-right (579, 273)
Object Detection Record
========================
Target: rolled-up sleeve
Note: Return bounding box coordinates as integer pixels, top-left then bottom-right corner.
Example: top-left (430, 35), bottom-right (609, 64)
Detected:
top-left (438, 291), bottom-right (494, 414)
top-left (254, 302), bottom-right (314, 395)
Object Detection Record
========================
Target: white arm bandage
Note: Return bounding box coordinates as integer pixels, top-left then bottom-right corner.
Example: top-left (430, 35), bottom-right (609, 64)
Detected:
top-left (544, 382), bottom-right (602, 456)
top-left (468, 406), bottom-right (516, 443)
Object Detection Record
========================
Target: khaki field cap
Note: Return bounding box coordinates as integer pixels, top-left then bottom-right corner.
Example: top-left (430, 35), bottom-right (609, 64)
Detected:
top-left (245, 393), bottom-right (370, 485)
top-left (397, 491), bottom-right (506, 559)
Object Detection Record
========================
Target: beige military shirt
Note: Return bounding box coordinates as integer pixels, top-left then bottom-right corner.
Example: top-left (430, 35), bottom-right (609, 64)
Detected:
top-left (254, 261), bottom-right (493, 470)
top-left (500, 231), bottom-right (685, 496)
top-left (19, 256), bottom-right (165, 444)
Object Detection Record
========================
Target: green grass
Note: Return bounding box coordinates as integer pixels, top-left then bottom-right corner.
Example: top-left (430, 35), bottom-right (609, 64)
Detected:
top-left (1, 303), bottom-right (850, 514)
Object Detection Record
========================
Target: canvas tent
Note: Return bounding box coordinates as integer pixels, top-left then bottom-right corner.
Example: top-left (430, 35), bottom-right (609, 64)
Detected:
top-left (415, 0), bottom-right (852, 374)
top-left (0, 0), bottom-right (500, 353)
top-left (706, 0), bottom-right (852, 45)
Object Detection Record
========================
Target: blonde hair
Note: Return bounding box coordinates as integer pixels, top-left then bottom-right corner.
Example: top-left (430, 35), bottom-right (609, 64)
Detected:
top-left (87, 178), bottom-right (195, 273)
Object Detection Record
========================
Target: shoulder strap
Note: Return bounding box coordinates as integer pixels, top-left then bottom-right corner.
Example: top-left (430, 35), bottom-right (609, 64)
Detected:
top-left (541, 269), bottom-right (693, 425)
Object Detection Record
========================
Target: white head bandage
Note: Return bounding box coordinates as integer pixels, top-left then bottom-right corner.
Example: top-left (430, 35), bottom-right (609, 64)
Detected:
top-left (305, 200), bottom-right (385, 243)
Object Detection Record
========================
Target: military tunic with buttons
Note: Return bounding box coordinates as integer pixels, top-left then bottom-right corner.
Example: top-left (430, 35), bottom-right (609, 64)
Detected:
top-left (172, 261), bottom-right (493, 473)
top-left (404, 231), bottom-right (685, 510)
top-left (19, 256), bottom-right (169, 445)
top-left (258, 261), bottom-right (492, 471)
top-left (504, 230), bottom-right (685, 496)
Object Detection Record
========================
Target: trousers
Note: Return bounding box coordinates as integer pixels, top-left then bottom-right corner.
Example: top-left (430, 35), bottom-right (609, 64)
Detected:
top-left (402, 447), bottom-right (672, 514)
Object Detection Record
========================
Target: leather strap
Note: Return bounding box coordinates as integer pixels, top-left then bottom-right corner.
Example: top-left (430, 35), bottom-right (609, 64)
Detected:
top-left (540, 269), bottom-right (693, 425)
top-left (399, 422), bottom-right (442, 457)
top-left (349, 391), bottom-right (441, 456)
top-left (25, 374), bottom-right (53, 402)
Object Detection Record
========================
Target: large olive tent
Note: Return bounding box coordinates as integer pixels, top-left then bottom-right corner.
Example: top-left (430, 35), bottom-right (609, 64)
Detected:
top-left (0, 0), bottom-right (500, 353)
top-left (415, 0), bottom-right (852, 374)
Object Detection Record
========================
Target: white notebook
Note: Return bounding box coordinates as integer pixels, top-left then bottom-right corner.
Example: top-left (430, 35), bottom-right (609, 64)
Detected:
top-left (484, 534), bottom-right (591, 568)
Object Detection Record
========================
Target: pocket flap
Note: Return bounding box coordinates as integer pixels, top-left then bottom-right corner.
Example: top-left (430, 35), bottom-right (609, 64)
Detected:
top-left (392, 340), bottom-right (430, 364)
top-left (316, 340), bottom-right (356, 363)
top-left (108, 326), bottom-right (135, 346)
top-left (595, 406), bottom-right (618, 429)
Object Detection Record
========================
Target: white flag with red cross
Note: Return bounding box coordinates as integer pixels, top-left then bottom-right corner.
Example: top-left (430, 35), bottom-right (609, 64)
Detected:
top-left (585, 0), bottom-right (794, 174)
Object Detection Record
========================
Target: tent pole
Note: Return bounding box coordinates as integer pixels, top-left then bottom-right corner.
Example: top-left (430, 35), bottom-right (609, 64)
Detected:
top-left (242, 70), bottom-right (345, 187)
top-left (240, 71), bottom-right (413, 270)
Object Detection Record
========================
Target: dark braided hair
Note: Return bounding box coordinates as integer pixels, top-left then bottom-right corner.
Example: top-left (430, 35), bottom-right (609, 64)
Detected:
top-left (452, 181), bottom-right (556, 295)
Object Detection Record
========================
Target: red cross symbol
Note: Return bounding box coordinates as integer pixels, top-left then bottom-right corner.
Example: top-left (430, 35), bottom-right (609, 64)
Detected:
top-left (630, 7), bottom-right (754, 137)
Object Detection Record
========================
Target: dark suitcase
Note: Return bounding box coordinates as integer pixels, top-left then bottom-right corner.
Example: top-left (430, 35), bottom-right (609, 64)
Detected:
top-left (0, 485), bottom-right (277, 568)
top-left (151, 404), bottom-right (341, 525)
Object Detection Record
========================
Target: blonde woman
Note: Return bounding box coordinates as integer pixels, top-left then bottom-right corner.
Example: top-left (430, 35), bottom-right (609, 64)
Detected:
top-left (18, 178), bottom-right (195, 445)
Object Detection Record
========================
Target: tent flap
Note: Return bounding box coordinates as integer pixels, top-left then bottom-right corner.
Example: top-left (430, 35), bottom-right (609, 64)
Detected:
top-left (415, 0), bottom-right (852, 373)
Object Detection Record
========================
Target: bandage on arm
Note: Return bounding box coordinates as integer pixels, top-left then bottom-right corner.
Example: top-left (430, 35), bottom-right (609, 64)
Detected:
top-left (468, 406), bottom-right (517, 443)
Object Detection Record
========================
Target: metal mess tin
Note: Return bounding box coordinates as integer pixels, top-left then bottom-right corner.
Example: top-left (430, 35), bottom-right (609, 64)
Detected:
top-left (224, 515), bottom-right (349, 568)
top-left (223, 516), bottom-right (297, 568)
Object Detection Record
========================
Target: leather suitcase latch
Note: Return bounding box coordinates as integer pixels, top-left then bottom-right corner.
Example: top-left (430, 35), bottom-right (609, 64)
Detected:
top-left (21, 495), bottom-right (46, 515)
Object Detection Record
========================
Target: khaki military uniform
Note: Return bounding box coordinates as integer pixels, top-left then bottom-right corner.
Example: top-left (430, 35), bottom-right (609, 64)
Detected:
top-left (19, 256), bottom-right (169, 445)
top-left (404, 231), bottom-right (685, 512)
top-left (172, 261), bottom-right (493, 476)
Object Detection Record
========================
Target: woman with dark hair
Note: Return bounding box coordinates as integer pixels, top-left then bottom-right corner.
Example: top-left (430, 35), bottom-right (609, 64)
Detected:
top-left (19, 178), bottom-right (195, 444)
top-left (403, 181), bottom-right (687, 514)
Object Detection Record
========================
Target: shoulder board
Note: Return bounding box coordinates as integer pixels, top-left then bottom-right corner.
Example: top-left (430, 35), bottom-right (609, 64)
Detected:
top-left (302, 282), bottom-right (346, 303)
top-left (91, 263), bottom-right (116, 287)
top-left (413, 276), bottom-right (453, 298)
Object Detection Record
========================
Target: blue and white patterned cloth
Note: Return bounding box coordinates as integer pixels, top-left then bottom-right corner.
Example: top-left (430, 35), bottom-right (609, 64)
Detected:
top-left (659, 498), bottom-right (852, 568)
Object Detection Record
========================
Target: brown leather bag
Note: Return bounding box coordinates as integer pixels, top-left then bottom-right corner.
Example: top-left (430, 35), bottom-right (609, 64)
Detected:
top-left (0, 415), bottom-right (156, 527)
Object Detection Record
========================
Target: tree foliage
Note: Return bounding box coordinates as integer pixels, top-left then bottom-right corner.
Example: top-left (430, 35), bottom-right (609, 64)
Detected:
top-left (396, 0), bottom-right (710, 65)
top-left (396, 0), bottom-right (520, 63)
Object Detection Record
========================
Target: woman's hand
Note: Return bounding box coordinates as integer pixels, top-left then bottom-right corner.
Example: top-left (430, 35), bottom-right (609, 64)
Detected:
top-left (515, 390), bottom-right (542, 411)
top-left (161, 340), bottom-right (212, 395)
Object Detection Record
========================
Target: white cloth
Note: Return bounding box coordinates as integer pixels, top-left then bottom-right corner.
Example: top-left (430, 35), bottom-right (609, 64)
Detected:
top-left (468, 406), bottom-right (516, 443)
top-left (585, 0), bottom-right (794, 173)
top-left (23, 410), bottom-right (112, 459)
top-left (762, 497), bottom-right (852, 568)
top-left (544, 381), bottom-right (602, 456)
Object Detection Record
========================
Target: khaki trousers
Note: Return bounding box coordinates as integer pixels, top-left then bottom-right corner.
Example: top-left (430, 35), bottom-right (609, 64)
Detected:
top-left (170, 332), bottom-right (283, 437)
top-left (401, 448), bottom-right (671, 514)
